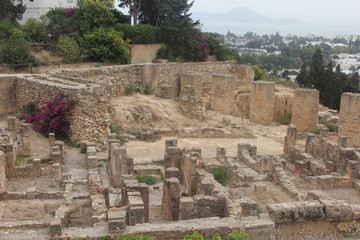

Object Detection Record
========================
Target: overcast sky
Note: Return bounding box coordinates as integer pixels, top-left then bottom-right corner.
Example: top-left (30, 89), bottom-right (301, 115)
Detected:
top-left (191, 0), bottom-right (360, 26)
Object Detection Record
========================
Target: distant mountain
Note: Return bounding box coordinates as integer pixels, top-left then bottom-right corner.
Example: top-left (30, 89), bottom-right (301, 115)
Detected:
top-left (192, 7), bottom-right (303, 25)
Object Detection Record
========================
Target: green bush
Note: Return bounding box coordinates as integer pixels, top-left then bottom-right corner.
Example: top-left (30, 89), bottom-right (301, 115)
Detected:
top-left (0, 20), bottom-right (19, 40)
top-left (212, 234), bottom-right (222, 240)
top-left (56, 34), bottom-right (82, 62)
top-left (126, 84), bottom-right (140, 94)
top-left (319, 120), bottom-right (338, 132)
top-left (226, 230), bottom-right (250, 240)
top-left (83, 27), bottom-right (130, 63)
top-left (23, 18), bottom-right (46, 42)
top-left (212, 166), bottom-right (228, 186)
top-left (0, 32), bottom-right (38, 68)
top-left (135, 175), bottom-right (159, 185)
top-left (115, 23), bottom-right (160, 44)
top-left (275, 112), bottom-right (292, 125)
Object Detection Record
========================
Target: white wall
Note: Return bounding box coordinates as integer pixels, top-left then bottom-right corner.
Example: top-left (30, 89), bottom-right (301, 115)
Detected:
top-left (20, 0), bottom-right (76, 24)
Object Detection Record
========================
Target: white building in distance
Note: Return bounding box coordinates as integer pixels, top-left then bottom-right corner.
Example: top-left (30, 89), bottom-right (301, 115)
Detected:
top-left (16, 0), bottom-right (76, 24)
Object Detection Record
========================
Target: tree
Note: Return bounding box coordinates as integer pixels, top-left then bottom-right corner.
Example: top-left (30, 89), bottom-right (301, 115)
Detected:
top-left (78, 0), bottom-right (115, 31)
top-left (0, 0), bottom-right (26, 22)
top-left (310, 48), bottom-right (325, 91)
top-left (118, 0), bottom-right (142, 25)
top-left (251, 65), bottom-right (267, 80)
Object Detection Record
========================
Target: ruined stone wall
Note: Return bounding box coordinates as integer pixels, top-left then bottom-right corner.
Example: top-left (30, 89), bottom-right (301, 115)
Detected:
top-left (51, 62), bottom-right (254, 98)
top-left (0, 77), bottom-right (17, 114)
top-left (291, 89), bottom-right (319, 132)
top-left (16, 77), bottom-right (110, 146)
top-left (131, 44), bottom-right (165, 64)
top-left (0, 151), bottom-right (6, 189)
top-left (210, 74), bottom-right (237, 115)
top-left (267, 200), bottom-right (360, 240)
top-left (274, 93), bottom-right (293, 122)
top-left (339, 93), bottom-right (360, 147)
top-left (249, 81), bottom-right (275, 124)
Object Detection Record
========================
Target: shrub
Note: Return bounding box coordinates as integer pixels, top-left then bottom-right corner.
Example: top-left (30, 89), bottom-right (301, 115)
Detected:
top-left (212, 234), bottom-right (222, 240)
top-left (182, 231), bottom-right (206, 240)
top-left (275, 112), bottom-right (292, 125)
top-left (126, 84), bottom-right (140, 94)
top-left (0, 20), bottom-right (19, 40)
top-left (56, 34), bottom-right (82, 62)
top-left (319, 120), bottom-right (338, 132)
top-left (212, 166), bottom-right (228, 186)
top-left (0, 32), bottom-right (38, 68)
top-left (83, 27), bottom-right (130, 63)
top-left (135, 175), bottom-right (159, 185)
top-left (21, 93), bottom-right (74, 137)
top-left (22, 18), bottom-right (46, 42)
top-left (226, 230), bottom-right (250, 240)
top-left (115, 23), bottom-right (160, 44)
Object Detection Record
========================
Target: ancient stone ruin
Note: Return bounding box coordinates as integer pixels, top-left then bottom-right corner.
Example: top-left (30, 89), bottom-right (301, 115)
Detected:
top-left (0, 62), bottom-right (360, 240)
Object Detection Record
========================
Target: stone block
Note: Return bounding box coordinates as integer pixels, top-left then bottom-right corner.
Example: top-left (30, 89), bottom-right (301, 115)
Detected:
top-left (165, 167), bottom-right (179, 179)
top-left (317, 175), bottom-right (334, 189)
top-left (320, 199), bottom-right (354, 222)
top-left (26, 187), bottom-right (36, 199)
top-left (49, 219), bottom-right (61, 237)
top-left (180, 197), bottom-right (194, 211)
top-left (254, 183), bottom-right (267, 193)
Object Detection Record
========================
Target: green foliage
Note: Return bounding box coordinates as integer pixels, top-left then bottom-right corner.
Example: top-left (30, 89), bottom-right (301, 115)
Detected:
top-left (42, 8), bottom-right (81, 41)
top-left (0, 20), bottom-right (19, 40)
top-left (319, 120), bottom-right (338, 132)
top-left (15, 154), bottom-right (31, 166)
top-left (251, 65), bottom-right (267, 80)
top-left (212, 234), bottom-right (222, 240)
top-left (266, 75), bottom-right (299, 89)
top-left (83, 27), bottom-right (130, 63)
top-left (116, 234), bottom-right (152, 240)
top-left (22, 18), bottom-right (46, 43)
top-left (212, 166), bottom-right (228, 186)
top-left (79, 0), bottom-right (115, 31)
top-left (226, 230), bottom-right (250, 240)
top-left (21, 102), bottom-right (40, 118)
top-left (115, 23), bottom-right (160, 44)
top-left (0, 0), bottom-right (26, 23)
top-left (109, 123), bottom-right (126, 145)
top-left (0, 32), bottom-right (38, 68)
top-left (276, 112), bottom-right (292, 125)
top-left (126, 84), bottom-right (140, 94)
top-left (144, 82), bottom-right (154, 95)
top-left (135, 175), bottom-right (159, 185)
top-left (311, 127), bottom-right (321, 135)
top-left (56, 35), bottom-right (82, 63)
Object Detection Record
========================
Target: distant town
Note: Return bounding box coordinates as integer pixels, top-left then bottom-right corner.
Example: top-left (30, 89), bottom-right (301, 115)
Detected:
top-left (221, 31), bottom-right (360, 78)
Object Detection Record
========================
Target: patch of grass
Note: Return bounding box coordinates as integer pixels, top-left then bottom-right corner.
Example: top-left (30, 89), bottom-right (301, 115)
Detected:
top-left (312, 127), bottom-right (321, 135)
top-left (212, 166), bottom-right (228, 186)
top-left (276, 112), bottom-right (292, 125)
top-left (15, 154), bottom-right (31, 166)
top-left (319, 120), bottom-right (338, 132)
top-left (226, 230), bottom-right (250, 240)
top-left (110, 123), bottom-right (126, 145)
top-left (128, 129), bottom-right (141, 139)
top-left (126, 84), bottom-right (140, 94)
top-left (94, 63), bottom-right (102, 67)
top-left (135, 175), bottom-right (160, 185)
top-left (144, 82), bottom-right (154, 95)
top-left (79, 148), bottom-right (86, 154)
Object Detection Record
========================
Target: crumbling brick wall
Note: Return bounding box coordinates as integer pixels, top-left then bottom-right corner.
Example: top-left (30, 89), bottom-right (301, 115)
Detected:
top-left (339, 93), bottom-right (360, 147)
top-left (291, 89), bottom-right (319, 132)
top-left (0, 77), bottom-right (17, 114)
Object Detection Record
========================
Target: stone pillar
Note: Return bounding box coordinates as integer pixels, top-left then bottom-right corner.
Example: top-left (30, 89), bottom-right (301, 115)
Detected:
top-left (210, 74), bottom-right (236, 115)
top-left (339, 136), bottom-right (348, 148)
top-left (0, 151), bottom-right (6, 189)
top-left (162, 177), bottom-right (181, 221)
top-left (18, 123), bottom-right (31, 155)
top-left (249, 81), bottom-right (275, 124)
top-left (165, 139), bottom-right (177, 149)
top-left (339, 93), bottom-right (360, 147)
top-left (86, 146), bottom-right (98, 170)
top-left (54, 141), bottom-right (64, 164)
top-left (6, 117), bottom-right (16, 132)
top-left (291, 89), bottom-right (319, 132)
top-left (164, 147), bottom-right (182, 172)
top-left (49, 133), bottom-right (56, 148)
top-left (165, 167), bottom-right (179, 179)
top-left (216, 147), bottom-right (226, 161)
top-left (128, 193), bottom-right (145, 226)
top-left (138, 183), bottom-right (150, 223)
top-left (284, 124), bottom-right (297, 155)
top-left (4, 144), bottom-right (16, 178)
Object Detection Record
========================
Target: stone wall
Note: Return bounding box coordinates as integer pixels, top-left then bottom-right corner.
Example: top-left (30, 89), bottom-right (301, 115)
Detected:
top-left (0, 77), bottom-right (17, 114)
top-left (16, 76), bottom-right (110, 146)
top-left (249, 81), bottom-right (275, 124)
top-left (339, 93), bottom-right (360, 147)
top-left (131, 44), bottom-right (165, 64)
top-left (267, 200), bottom-right (360, 240)
top-left (291, 89), bottom-right (319, 132)
top-left (210, 74), bottom-right (236, 115)
top-left (0, 151), bottom-right (6, 189)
